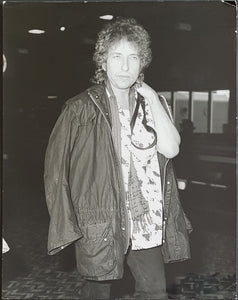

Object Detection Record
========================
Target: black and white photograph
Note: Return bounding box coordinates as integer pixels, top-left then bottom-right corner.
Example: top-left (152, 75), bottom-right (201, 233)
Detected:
top-left (2, 1), bottom-right (237, 299)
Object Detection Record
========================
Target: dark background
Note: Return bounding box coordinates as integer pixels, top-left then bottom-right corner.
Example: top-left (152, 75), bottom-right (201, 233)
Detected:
top-left (2, 1), bottom-right (236, 298)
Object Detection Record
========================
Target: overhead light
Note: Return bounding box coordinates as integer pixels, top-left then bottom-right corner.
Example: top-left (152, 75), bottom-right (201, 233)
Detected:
top-left (99, 15), bottom-right (113, 20)
top-left (60, 26), bottom-right (66, 32)
top-left (28, 29), bottom-right (45, 34)
top-left (48, 96), bottom-right (58, 99)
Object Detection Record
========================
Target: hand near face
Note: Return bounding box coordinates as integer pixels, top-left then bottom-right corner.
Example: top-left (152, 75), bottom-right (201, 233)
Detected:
top-left (135, 81), bottom-right (181, 158)
top-left (136, 82), bottom-right (158, 103)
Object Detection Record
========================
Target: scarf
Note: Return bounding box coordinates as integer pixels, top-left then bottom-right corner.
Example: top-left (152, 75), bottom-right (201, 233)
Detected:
top-left (106, 80), bottom-right (152, 234)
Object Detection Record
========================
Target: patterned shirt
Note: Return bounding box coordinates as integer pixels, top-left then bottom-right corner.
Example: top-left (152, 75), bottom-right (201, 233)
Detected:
top-left (117, 100), bottom-right (163, 250)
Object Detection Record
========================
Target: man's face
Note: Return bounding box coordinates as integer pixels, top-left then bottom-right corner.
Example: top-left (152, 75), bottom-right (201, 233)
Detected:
top-left (103, 39), bottom-right (141, 92)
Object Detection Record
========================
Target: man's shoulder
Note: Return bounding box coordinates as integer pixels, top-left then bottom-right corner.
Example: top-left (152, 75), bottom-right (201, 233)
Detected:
top-left (64, 88), bottom-right (91, 107)
top-left (64, 84), bottom-right (105, 110)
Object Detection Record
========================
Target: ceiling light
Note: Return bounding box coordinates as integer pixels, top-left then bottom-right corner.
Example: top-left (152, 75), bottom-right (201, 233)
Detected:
top-left (99, 15), bottom-right (113, 20)
top-left (60, 26), bottom-right (66, 31)
top-left (28, 29), bottom-right (45, 34)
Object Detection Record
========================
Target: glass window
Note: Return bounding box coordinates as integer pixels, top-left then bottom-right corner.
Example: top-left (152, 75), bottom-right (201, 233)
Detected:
top-left (191, 92), bottom-right (209, 133)
top-left (211, 90), bottom-right (230, 133)
top-left (173, 91), bottom-right (190, 131)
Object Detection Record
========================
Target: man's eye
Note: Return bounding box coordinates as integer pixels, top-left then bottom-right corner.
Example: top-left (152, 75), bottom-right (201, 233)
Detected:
top-left (113, 55), bottom-right (120, 59)
top-left (131, 56), bottom-right (139, 60)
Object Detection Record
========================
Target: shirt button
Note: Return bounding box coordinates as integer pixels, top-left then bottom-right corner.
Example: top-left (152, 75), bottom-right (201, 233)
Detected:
top-left (104, 238), bottom-right (108, 242)
top-left (61, 246), bottom-right (64, 250)
top-left (163, 239), bottom-right (165, 243)
top-left (121, 227), bottom-right (125, 231)
top-left (164, 217), bottom-right (168, 221)
top-left (167, 181), bottom-right (170, 185)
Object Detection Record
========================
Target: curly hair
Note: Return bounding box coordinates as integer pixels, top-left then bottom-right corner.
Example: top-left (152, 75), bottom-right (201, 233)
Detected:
top-left (91, 17), bottom-right (152, 84)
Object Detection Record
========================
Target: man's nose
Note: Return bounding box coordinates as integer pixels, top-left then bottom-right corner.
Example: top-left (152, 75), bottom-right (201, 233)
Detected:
top-left (121, 57), bottom-right (129, 71)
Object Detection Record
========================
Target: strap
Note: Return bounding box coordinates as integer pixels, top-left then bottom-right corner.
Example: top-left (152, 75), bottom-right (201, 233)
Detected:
top-left (130, 95), bottom-right (157, 150)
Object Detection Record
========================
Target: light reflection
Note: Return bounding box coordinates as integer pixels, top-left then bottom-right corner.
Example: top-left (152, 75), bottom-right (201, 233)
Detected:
top-left (28, 29), bottom-right (45, 34)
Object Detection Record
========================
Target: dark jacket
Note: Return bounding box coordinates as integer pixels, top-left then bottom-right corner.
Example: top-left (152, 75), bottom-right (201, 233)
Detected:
top-left (44, 84), bottom-right (192, 281)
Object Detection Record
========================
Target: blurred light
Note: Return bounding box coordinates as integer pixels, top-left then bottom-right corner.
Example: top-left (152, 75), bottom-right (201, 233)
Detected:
top-left (191, 180), bottom-right (206, 185)
top-left (210, 183), bottom-right (227, 189)
top-left (60, 26), bottom-right (66, 31)
top-left (177, 179), bottom-right (187, 190)
top-left (18, 48), bottom-right (29, 54)
top-left (175, 22), bottom-right (192, 31)
top-left (82, 37), bottom-right (95, 45)
top-left (28, 29), bottom-right (45, 34)
top-left (48, 96), bottom-right (58, 100)
top-left (3, 54), bottom-right (7, 73)
top-left (3, 153), bottom-right (8, 160)
top-left (99, 15), bottom-right (113, 20)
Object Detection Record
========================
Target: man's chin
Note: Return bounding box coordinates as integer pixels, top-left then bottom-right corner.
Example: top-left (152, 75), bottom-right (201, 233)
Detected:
top-left (116, 82), bottom-right (135, 90)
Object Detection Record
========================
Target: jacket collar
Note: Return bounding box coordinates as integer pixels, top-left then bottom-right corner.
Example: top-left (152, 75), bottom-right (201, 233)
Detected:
top-left (87, 84), bottom-right (112, 127)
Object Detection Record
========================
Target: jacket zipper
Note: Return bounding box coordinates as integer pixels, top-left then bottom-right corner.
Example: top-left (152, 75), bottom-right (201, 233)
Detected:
top-left (159, 95), bottom-right (174, 244)
top-left (88, 91), bottom-right (130, 253)
top-left (162, 158), bottom-right (169, 202)
top-left (162, 157), bottom-right (169, 243)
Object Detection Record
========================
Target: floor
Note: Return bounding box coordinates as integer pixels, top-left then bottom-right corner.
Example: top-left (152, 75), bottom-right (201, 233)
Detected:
top-left (2, 182), bottom-right (236, 300)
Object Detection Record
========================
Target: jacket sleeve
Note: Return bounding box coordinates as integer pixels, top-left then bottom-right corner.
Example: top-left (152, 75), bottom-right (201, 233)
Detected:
top-left (44, 103), bottom-right (83, 255)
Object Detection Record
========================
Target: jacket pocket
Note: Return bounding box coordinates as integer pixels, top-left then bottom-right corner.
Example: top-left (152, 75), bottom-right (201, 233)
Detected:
top-left (75, 222), bottom-right (116, 278)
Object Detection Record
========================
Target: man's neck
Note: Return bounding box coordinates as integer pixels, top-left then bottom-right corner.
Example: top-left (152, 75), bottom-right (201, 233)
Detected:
top-left (112, 87), bottom-right (130, 110)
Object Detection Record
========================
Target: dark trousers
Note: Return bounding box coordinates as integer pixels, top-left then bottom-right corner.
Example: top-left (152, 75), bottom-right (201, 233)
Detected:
top-left (79, 246), bottom-right (168, 299)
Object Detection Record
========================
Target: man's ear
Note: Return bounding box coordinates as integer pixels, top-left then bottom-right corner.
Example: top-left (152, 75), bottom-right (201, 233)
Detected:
top-left (102, 63), bottom-right (107, 71)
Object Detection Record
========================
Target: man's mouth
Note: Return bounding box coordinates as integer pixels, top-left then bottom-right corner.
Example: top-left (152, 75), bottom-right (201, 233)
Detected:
top-left (117, 75), bottom-right (130, 79)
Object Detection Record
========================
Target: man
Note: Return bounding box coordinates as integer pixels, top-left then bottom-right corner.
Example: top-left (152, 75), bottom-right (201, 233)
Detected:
top-left (44, 17), bottom-right (192, 299)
